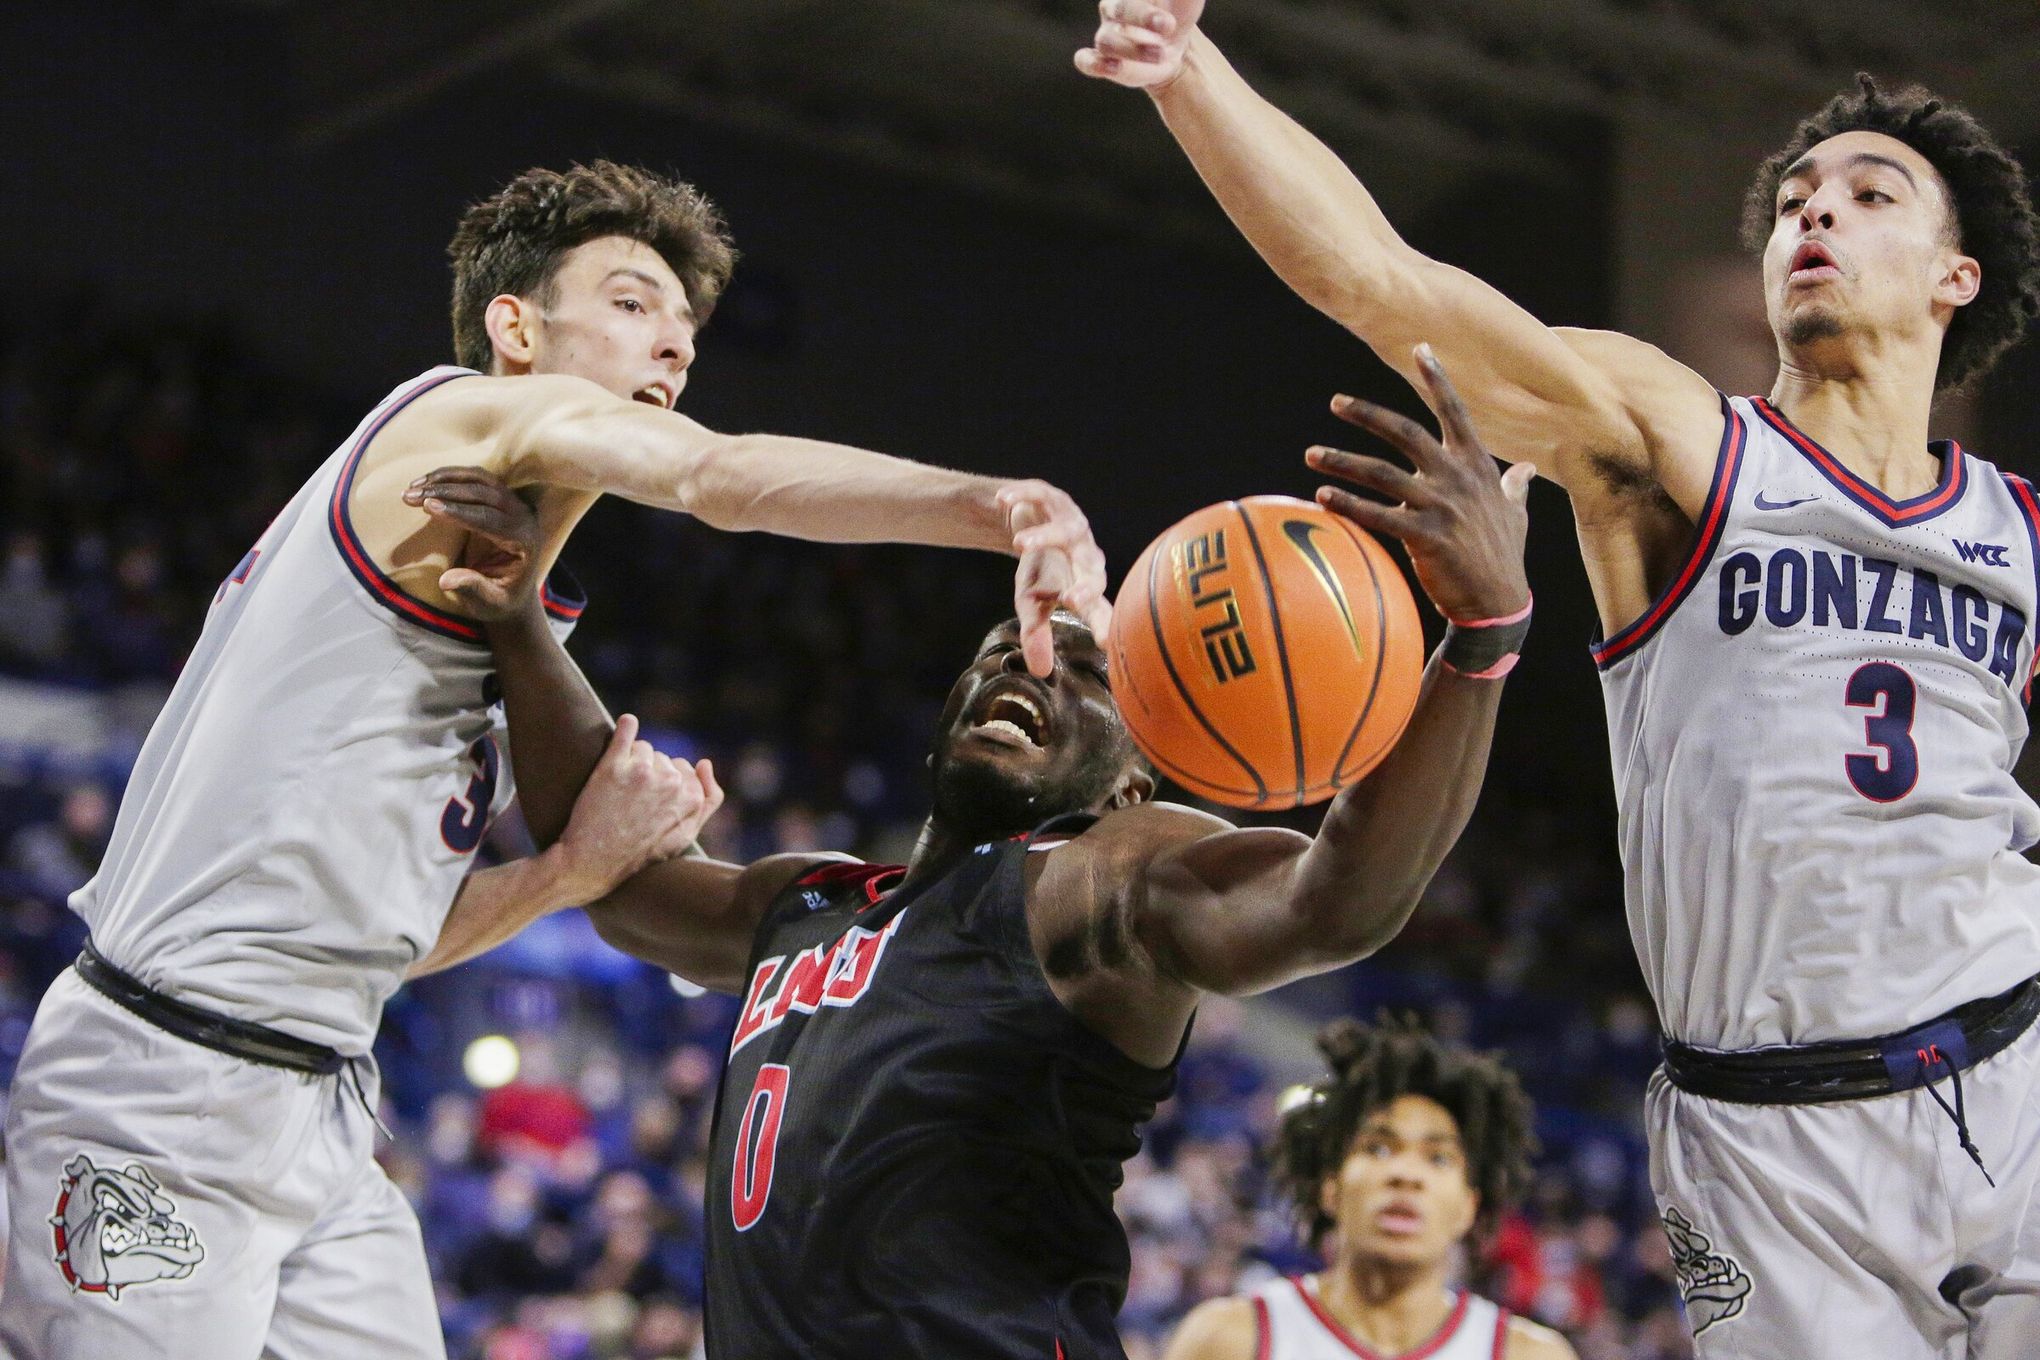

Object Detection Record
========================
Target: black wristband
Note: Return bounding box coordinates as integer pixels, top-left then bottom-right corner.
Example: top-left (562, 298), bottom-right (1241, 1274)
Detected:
top-left (1439, 595), bottom-right (1532, 679)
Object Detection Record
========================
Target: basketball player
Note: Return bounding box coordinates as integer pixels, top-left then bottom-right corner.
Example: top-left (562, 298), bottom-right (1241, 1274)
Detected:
top-left (407, 349), bottom-right (1535, 1359)
top-left (1166, 1018), bottom-right (1573, 1360)
top-left (1078, 5), bottom-right (2040, 1354)
top-left (0, 160), bottom-right (1113, 1358)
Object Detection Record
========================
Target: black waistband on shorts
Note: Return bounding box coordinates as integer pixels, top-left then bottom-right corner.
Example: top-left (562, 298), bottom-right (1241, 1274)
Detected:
top-left (1662, 973), bottom-right (2040, 1105)
top-left (75, 938), bottom-right (345, 1076)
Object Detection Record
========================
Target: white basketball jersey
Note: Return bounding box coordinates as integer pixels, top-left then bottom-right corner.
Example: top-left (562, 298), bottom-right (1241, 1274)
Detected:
top-left (72, 367), bottom-right (583, 1053)
top-left (1597, 395), bottom-right (2040, 1049)
top-left (1249, 1277), bottom-right (1506, 1360)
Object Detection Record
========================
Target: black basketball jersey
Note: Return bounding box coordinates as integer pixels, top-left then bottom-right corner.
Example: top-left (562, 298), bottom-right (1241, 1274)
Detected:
top-left (703, 817), bottom-right (1182, 1359)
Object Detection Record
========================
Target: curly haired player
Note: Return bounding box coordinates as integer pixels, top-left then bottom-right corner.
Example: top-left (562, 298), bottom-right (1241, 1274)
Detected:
top-left (1165, 1019), bottom-right (1572, 1360)
top-left (1080, 5), bottom-right (2040, 1353)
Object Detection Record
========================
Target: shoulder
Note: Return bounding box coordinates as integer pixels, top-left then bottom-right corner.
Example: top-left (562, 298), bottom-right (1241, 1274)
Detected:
top-left (740, 852), bottom-right (865, 910)
top-left (1161, 1294), bottom-right (1262, 1360)
top-left (372, 372), bottom-right (623, 469)
top-left (1499, 1313), bottom-right (1577, 1360)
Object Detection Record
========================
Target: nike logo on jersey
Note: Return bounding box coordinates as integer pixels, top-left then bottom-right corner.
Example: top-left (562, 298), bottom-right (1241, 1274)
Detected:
top-left (1953, 539), bottom-right (2011, 567)
top-left (1753, 491), bottom-right (1818, 511)
top-left (1718, 547), bottom-right (2027, 685)
top-left (729, 913), bottom-right (905, 1056)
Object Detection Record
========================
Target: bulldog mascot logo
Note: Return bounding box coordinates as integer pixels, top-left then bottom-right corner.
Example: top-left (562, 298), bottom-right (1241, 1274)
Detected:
top-left (1661, 1205), bottom-right (1752, 1335)
top-left (49, 1154), bottom-right (205, 1299)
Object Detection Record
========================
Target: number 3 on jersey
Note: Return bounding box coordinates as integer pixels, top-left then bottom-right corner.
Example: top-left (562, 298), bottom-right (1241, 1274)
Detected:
top-left (440, 737), bottom-right (500, 853)
top-left (732, 1064), bottom-right (790, 1231)
top-left (1844, 662), bottom-right (1918, 802)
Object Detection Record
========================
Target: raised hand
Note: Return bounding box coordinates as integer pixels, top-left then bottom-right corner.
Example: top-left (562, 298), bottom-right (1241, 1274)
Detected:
top-left (554, 715), bottom-right (725, 903)
top-left (403, 466), bottom-right (543, 619)
top-left (1074, 0), bottom-right (1203, 90)
top-left (1307, 345), bottom-right (1533, 625)
top-left (999, 480), bottom-right (1113, 677)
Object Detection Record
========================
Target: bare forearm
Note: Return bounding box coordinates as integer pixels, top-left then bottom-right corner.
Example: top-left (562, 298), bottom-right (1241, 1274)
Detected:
top-left (1289, 654), bottom-right (1504, 955)
top-left (491, 606), bottom-right (613, 848)
top-left (508, 397), bottom-right (1014, 552)
top-left (411, 848), bottom-right (584, 977)
top-left (1153, 33), bottom-right (1412, 322)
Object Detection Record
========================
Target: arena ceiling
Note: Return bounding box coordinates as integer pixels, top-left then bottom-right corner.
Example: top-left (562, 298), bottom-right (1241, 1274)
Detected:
top-left (232, 0), bottom-right (2040, 243)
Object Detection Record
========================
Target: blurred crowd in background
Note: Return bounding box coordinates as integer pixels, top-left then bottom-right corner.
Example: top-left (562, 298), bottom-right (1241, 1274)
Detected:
top-left (0, 299), bottom-right (1694, 1357)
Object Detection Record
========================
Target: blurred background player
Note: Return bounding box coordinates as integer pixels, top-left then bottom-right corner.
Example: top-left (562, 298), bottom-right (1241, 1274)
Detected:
top-left (1078, 4), bottom-right (2040, 1353)
top-left (410, 352), bottom-right (1535, 1359)
top-left (0, 158), bottom-right (1111, 1359)
top-left (1165, 1018), bottom-right (1574, 1360)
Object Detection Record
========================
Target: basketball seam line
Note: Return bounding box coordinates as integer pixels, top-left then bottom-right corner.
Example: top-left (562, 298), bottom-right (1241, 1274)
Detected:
top-left (1143, 526), bottom-right (1268, 801)
top-left (1328, 516), bottom-right (1392, 779)
top-left (1233, 504), bottom-right (1307, 804)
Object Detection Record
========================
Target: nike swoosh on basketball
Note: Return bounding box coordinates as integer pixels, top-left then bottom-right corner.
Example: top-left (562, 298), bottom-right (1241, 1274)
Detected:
top-left (1754, 491), bottom-right (1818, 510)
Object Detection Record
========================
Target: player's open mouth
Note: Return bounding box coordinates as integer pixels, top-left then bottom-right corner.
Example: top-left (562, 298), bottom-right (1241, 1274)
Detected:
top-left (1788, 240), bottom-right (1840, 283)
top-left (1375, 1202), bottom-right (1425, 1236)
top-left (633, 383), bottom-right (675, 409)
top-left (970, 684), bottom-right (1048, 750)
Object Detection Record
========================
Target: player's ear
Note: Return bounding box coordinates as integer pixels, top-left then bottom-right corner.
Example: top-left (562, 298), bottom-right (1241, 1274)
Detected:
top-left (484, 293), bottom-right (540, 373)
top-left (1936, 250), bottom-right (1981, 310)
top-left (1318, 1174), bottom-right (1340, 1220)
top-left (1110, 763), bottom-right (1156, 810)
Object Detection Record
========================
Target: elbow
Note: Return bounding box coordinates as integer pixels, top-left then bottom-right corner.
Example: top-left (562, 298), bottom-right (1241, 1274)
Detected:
top-left (675, 437), bottom-right (754, 532)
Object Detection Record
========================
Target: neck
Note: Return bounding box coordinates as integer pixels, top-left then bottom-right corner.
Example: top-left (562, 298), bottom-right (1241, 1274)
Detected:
top-left (898, 817), bottom-right (981, 895)
top-left (1768, 335), bottom-right (1944, 494)
top-left (1315, 1254), bottom-right (1458, 1355)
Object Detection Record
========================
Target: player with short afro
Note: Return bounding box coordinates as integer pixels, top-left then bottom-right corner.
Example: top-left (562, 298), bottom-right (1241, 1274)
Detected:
top-left (1166, 1018), bottom-right (1574, 1360)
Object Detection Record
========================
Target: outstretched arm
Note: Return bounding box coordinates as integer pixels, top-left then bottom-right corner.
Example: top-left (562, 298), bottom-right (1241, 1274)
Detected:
top-left (1091, 355), bottom-right (1528, 1000)
top-left (1075, 2), bottom-right (1716, 502)
top-left (365, 373), bottom-right (1105, 676)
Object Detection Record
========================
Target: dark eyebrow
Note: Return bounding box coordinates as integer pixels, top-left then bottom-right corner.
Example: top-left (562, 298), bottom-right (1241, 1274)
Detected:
top-left (601, 267), bottom-right (698, 320)
top-left (1780, 151), bottom-right (1919, 192)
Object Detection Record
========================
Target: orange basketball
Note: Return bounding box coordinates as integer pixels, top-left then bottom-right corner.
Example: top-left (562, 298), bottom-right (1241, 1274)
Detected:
top-left (1108, 496), bottom-right (1424, 810)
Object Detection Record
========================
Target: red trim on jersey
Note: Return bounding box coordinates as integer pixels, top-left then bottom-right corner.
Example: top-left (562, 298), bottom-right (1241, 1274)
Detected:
top-left (1590, 397), bottom-right (1747, 669)
top-left (1752, 397), bottom-right (1967, 525)
top-left (795, 862), bottom-right (907, 903)
top-left (1291, 1278), bottom-right (1471, 1360)
top-left (1490, 1307), bottom-right (1510, 1358)
top-left (1253, 1296), bottom-right (1273, 1360)
top-left (541, 579), bottom-right (585, 623)
top-left (327, 369), bottom-right (489, 643)
top-left (2003, 473), bottom-right (2040, 703)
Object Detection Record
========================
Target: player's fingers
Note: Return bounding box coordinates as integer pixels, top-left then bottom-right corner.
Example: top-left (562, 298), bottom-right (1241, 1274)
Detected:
top-left (1306, 446), bottom-right (1431, 506)
top-left (696, 759), bottom-right (724, 813)
top-left (1500, 461), bottom-right (1537, 505)
top-left (1412, 345), bottom-right (1486, 459)
top-left (1103, 0), bottom-right (1177, 30)
top-left (407, 465), bottom-right (502, 490)
top-left (417, 496), bottom-right (530, 546)
top-left (1315, 485), bottom-right (1423, 542)
top-left (1084, 596), bottom-right (1115, 649)
top-left (1329, 395), bottom-right (1444, 470)
top-left (1094, 23), bottom-right (1164, 61)
top-left (609, 713), bottom-right (640, 758)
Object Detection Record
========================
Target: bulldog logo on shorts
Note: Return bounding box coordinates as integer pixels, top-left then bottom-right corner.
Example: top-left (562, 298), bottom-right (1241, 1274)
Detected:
top-left (49, 1154), bottom-right (205, 1299)
top-left (1662, 1205), bottom-right (1752, 1335)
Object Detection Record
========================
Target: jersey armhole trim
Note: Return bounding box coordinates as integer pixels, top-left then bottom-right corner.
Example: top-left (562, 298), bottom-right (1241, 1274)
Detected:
top-left (1491, 1307), bottom-right (1511, 1359)
top-left (328, 369), bottom-right (491, 644)
top-left (1252, 1295), bottom-right (1272, 1360)
top-left (1589, 394), bottom-right (1747, 671)
top-left (2002, 472), bottom-right (2040, 703)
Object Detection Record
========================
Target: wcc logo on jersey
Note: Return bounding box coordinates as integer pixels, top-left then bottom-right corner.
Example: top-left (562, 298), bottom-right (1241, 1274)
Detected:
top-left (49, 1154), bottom-right (205, 1299)
top-left (730, 912), bottom-right (906, 1056)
